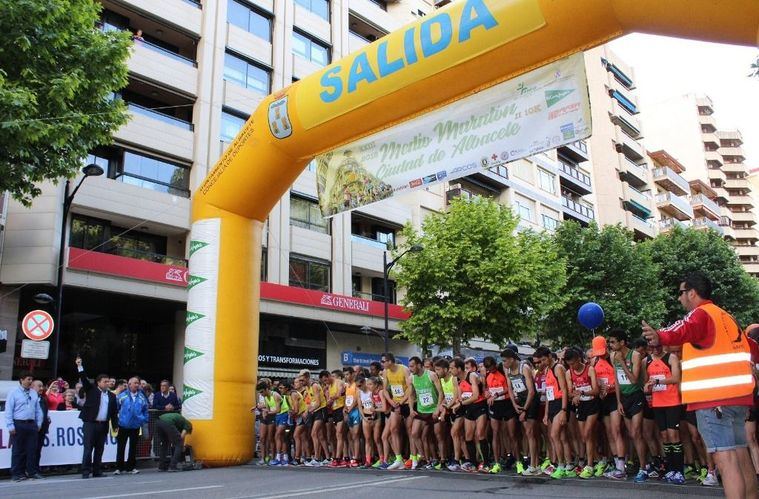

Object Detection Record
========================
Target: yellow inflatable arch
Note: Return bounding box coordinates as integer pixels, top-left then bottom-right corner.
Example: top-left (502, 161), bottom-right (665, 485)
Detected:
top-left (182, 0), bottom-right (759, 465)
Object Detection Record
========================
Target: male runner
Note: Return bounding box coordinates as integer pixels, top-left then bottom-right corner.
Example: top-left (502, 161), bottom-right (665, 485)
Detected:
top-left (382, 353), bottom-right (412, 470)
top-left (408, 356), bottom-right (444, 469)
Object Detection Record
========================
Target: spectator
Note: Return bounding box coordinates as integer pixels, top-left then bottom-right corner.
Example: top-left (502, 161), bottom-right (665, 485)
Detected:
top-left (57, 389), bottom-right (79, 411)
top-left (131, 29), bottom-right (144, 42)
top-left (76, 356), bottom-right (119, 479)
top-left (153, 380), bottom-right (181, 412)
top-left (143, 383), bottom-right (155, 408)
top-left (46, 381), bottom-right (64, 411)
top-left (140, 379), bottom-right (147, 390)
top-left (108, 378), bottom-right (116, 392)
top-left (32, 380), bottom-right (51, 478)
top-left (113, 379), bottom-right (127, 396)
top-left (156, 412), bottom-right (193, 471)
top-left (75, 382), bottom-right (86, 408)
top-left (4, 371), bottom-right (43, 481)
top-left (115, 377), bottom-right (149, 475)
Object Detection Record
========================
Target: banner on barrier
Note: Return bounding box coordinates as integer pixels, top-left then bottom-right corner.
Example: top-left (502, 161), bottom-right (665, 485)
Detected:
top-left (0, 410), bottom-right (121, 469)
top-left (315, 52), bottom-right (591, 217)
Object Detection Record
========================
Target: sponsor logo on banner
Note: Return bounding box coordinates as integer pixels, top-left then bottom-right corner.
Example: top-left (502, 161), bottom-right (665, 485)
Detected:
top-left (165, 268), bottom-right (187, 284)
top-left (549, 101), bottom-right (581, 120)
top-left (314, 53), bottom-right (591, 216)
top-left (189, 240), bottom-right (209, 257)
top-left (320, 294), bottom-right (371, 313)
top-left (259, 354), bottom-right (321, 367)
top-left (184, 346), bottom-right (204, 364)
top-left (268, 96), bottom-right (292, 139)
top-left (183, 384), bottom-right (203, 402)
top-left (186, 274), bottom-right (207, 290)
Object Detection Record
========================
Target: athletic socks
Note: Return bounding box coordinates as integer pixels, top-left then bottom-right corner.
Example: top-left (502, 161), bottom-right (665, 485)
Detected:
top-left (614, 456), bottom-right (625, 472)
top-left (466, 441), bottom-right (477, 464)
top-left (671, 442), bottom-right (683, 473)
top-left (479, 440), bottom-right (490, 465)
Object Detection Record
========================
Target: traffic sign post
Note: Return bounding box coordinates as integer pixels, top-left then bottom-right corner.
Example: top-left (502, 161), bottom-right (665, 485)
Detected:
top-left (22, 309), bottom-right (55, 341)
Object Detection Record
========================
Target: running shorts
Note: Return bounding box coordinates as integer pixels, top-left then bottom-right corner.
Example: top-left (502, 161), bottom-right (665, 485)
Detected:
top-left (414, 412), bottom-right (436, 426)
top-left (346, 408), bottom-right (361, 428)
top-left (447, 407), bottom-right (464, 424)
top-left (326, 409), bottom-right (344, 424)
top-left (260, 414), bottom-right (275, 425)
top-left (599, 395), bottom-right (618, 417)
top-left (521, 398), bottom-right (541, 421)
top-left (547, 399), bottom-right (565, 422)
top-left (620, 391), bottom-right (646, 419)
top-left (465, 401), bottom-right (489, 421)
top-left (643, 400), bottom-right (655, 420)
top-left (488, 400), bottom-right (516, 421)
top-left (312, 407), bottom-right (327, 422)
top-left (275, 413), bottom-right (291, 427)
top-left (654, 405), bottom-right (684, 432)
top-left (683, 409), bottom-right (697, 427)
top-left (575, 399), bottom-right (600, 422)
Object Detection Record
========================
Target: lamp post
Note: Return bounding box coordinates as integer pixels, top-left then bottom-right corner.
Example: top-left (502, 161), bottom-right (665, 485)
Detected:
top-left (51, 164), bottom-right (104, 377)
top-left (383, 244), bottom-right (423, 353)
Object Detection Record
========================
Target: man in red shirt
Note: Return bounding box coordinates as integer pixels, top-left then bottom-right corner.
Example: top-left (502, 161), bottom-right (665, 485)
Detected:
top-left (643, 272), bottom-right (758, 499)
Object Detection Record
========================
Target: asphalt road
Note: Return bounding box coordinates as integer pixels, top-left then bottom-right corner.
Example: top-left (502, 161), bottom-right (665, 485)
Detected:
top-left (0, 465), bottom-right (725, 499)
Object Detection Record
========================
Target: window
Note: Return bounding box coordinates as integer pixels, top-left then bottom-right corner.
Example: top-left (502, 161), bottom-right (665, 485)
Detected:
top-left (290, 195), bottom-right (330, 233)
top-left (372, 277), bottom-right (396, 303)
top-left (374, 227), bottom-right (394, 247)
top-left (227, 0), bottom-right (272, 41)
top-left (542, 214), bottom-right (559, 231)
top-left (293, 31), bottom-right (330, 67)
top-left (294, 0), bottom-right (329, 20)
top-left (537, 168), bottom-right (556, 194)
top-left (223, 52), bottom-right (271, 95)
top-left (367, 0), bottom-right (387, 10)
top-left (514, 195), bottom-right (535, 223)
top-left (119, 151), bottom-right (190, 197)
top-left (221, 110), bottom-right (247, 142)
top-left (289, 256), bottom-right (330, 291)
top-left (70, 216), bottom-right (107, 251)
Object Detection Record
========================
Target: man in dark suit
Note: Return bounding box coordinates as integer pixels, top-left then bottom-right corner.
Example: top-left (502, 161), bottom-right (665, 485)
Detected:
top-left (76, 356), bottom-right (118, 478)
top-left (32, 380), bottom-right (51, 476)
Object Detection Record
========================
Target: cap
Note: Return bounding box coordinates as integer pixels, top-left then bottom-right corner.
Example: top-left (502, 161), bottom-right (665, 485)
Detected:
top-left (591, 336), bottom-right (607, 357)
top-left (503, 344), bottom-right (519, 354)
top-left (298, 369), bottom-right (311, 377)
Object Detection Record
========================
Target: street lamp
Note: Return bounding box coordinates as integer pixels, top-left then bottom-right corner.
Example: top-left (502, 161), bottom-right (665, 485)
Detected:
top-left (382, 244), bottom-right (423, 353)
top-left (51, 164), bottom-right (104, 377)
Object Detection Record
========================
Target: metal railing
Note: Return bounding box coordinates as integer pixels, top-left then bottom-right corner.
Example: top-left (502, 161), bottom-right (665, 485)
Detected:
top-left (652, 166), bottom-right (689, 194)
top-left (134, 39), bottom-right (198, 67)
top-left (106, 246), bottom-right (188, 267)
top-left (559, 161), bottom-right (591, 187)
top-left (128, 103), bottom-right (194, 131)
top-left (351, 234), bottom-right (390, 250)
top-left (561, 195), bottom-right (594, 219)
top-left (690, 193), bottom-right (721, 217)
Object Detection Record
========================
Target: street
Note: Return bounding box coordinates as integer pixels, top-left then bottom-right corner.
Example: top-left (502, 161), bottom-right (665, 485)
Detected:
top-left (0, 465), bottom-right (725, 499)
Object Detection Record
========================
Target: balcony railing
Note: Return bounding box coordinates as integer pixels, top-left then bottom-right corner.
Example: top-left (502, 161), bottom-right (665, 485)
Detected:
top-left (561, 195), bottom-right (594, 219)
top-left (559, 161), bottom-right (592, 188)
top-left (692, 217), bottom-right (725, 235)
top-left (104, 246), bottom-right (187, 267)
top-left (134, 39), bottom-right (197, 67)
top-left (690, 193), bottom-right (721, 217)
top-left (652, 166), bottom-right (689, 195)
top-left (127, 103), bottom-right (194, 131)
top-left (656, 192), bottom-right (693, 218)
top-left (659, 218), bottom-right (686, 231)
top-left (351, 234), bottom-right (390, 250)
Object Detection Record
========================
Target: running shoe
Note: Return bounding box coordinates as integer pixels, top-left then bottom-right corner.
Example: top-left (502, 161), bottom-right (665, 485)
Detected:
top-left (666, 471), bottom-right (685, 485)
top-left (404, 458), bottom-right (413, 469)
top-left (522, 466), bottom-right (542, 476)
top-left (265, 456), bottom-right (271, 464)
top-left (349, 459), bottom-right (359, 468)
top-left (256, 459), bottom-right (266, 466)
top-left (701, 471), bottom-right (719, 486)
top-left (411, 459), bottom-right (419, 471)
top-left (594, 462), bottom-right (606, 477)
top-left (540, 458), bottom-right (552, 471)
top-left (460, 462), bottom-right (476, 473)
top-left (697, 467), bottom-right (709, 483)
top-left (328, 459), bottom-right (340, 468)
top-left (550, 468), bottom-right (566, 479)
top-left (477, 463), bottom-right (490, 473)
top-left (338, 459), bottom-right (350, 468)
top-left (683, 465), bottom-right (695, 479)
top-left (490, 462), bottom-right (503, 474)
top-left (514, 461), bottom-right (524, 475)
top-left (388, 459), bottom-right (405, 471)
top-left (269, 458), bottom-right (282, 466)
top-left (372, 459), bottom-right (382, 469)
top-left (447, 461), bottom-right (461, 472)
top-left (434, 461), bottom-right (443, 471)
top-left (579, 465), bottom-right (594, 479)
top-left (505, 455), bottom-right (516, 470)
top-left (633, 469), bottom-right (648, 483)
top-left (563, 467), bottom-right (577, 478)
top-left (604, 469), bottom-right (626, 480)
top-left (645, 464), bottom-right (659, 479)
top-left (321, 458), bottom-right (333, 466)
top-left (304, 459), bottom-right (319, 467)
top-left (543, 464), bottom-right (556, 476)
top-left (379, 462), bottom-right (391, 470)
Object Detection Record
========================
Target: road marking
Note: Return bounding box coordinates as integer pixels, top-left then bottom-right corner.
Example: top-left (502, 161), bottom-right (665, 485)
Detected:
top-left (0, 478), bottom-right (162, 489)
top-left (249, 476), bottom-right (423, 499)
top-left (81, 485), bottom-right (223, 499)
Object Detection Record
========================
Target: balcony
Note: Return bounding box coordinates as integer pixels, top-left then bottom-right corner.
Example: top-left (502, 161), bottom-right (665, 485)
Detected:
top-left (349, 31), bottom-right (371, 53)
top-left (742, 262), bottom-right (759, 276)
top-left (623, 183), bottom-right (653, 218)
top-left (652, 167), bottom-right (689, 196)
top-left (111, 0), bottom-right (202, 36)
top-left (704, 151), bottom-right (723, 166)
top-left (349, 0), bottom-right (401, 34)
top-left (128, 40), bottom-right (198, 96)
top-left (720, 147), bottom-right (746, 161)
top-left (707, 167), bottom-right (727, 185)
top-left (699, 114), bottom-right (717, 129)
top-left (609, 100), bottom-right (642, 137)
top-left (718, 130), bottom-right (743, 142)
top-left (294, 4), bottom-right (331, 45)
top-left (618, 154), bottom-right (649, 188)
top-left (730, 211), bottom-right (757, 225)
top-left (114, 104), bottom-right (194, 162)
top-left (721, 224), bottom-right (736, 240)
top-left (659, 218), bottom-right (686, 233)
top-left (722, 163), bottom-right (748, 175)
top-left (558, 161), bottom-right (592, 196)
top-left (559, 140), bottom-right (590, 163)
top-left (614, 126), bottom-right (646, 161)
top-left (735, 228), bottom-right (759, 242)
top-left (626, 212), bottom-right (655, 239)
top-left (736, 245), bottom-right (759, 257)
top-left (656, 192), bottom-right (693, 220)
top-left (226, 23), bottom-right (273, 67)
top-left (692, 217), bottom-right (724, 235)
top-left (67, 247), bottom-right (187, 287)
top-left (351, 234), bottom-right (386, 274)
top-left (725, 178), bottom-right (750, 190)
top-left (690, 194), bottom-right (721, 220)
top-left (292, 54), bottom-right (325, 81)
top-left (561, 195), bottom-right (594, 224)
top-left (728, 195), bottom-right (755, 208)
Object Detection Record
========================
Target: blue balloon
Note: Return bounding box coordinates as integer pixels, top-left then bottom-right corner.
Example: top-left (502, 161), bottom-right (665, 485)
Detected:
top-left (578, 302), bottom-right (604, 329)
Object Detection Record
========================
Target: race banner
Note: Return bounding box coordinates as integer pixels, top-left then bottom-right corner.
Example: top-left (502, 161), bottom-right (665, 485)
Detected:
top-left (0, 410), bottom-right (119, 468)
top-left (315, 52), bottom-right (591, 217)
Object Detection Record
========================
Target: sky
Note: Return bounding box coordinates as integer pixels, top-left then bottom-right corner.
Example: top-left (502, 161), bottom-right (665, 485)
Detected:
top-left (608, 34), bottom-right (759, 169)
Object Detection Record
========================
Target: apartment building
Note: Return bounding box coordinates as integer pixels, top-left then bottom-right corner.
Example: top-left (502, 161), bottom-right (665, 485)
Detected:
top-left (583, 46), bottom-right (655, 240)
top-left (644, 94), bottom-right (759, 276)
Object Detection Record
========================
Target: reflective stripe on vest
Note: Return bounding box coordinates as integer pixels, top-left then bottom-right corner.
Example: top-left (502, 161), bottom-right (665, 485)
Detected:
top-left (680, 303), bottom-right (755, 404)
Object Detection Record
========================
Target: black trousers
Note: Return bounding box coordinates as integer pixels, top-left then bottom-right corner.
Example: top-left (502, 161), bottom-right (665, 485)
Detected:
top-left (156, 420), bottom-right (183, 470)
top-left (116, 427), bottom-right (140, 471)
top-left (10, 420), bottom-right (38, 478)
top-left (82, 421), bottom-right (108, 475)
top-left (34, 426), bottom-right (49, 474)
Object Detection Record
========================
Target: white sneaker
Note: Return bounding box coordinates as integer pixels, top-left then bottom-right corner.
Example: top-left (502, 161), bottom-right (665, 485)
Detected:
top-left (522, 466), bottom-right (542, 476)
top-left (387, 459), bottom-right (404, 470)
top-left (129, 469), bottom-right (139, 474)
top-left (256, 459), bottom-right (265, 466)
top-left (113, 470), bottom-right (121, 475)
top-left (702, 472), bottom-right (719, 486)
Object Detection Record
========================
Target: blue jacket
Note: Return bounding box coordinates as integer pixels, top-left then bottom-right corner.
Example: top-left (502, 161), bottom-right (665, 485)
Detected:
top-left (117, 391), bottom-right (149, 429)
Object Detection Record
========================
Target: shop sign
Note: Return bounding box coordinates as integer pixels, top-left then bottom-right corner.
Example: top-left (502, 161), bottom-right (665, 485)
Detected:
top-left (258, 354), bottom-right (322, 368)
top-left (67, 247), bottom-right (188, 287)
top-left (341, 351), bottom-right (409, 367)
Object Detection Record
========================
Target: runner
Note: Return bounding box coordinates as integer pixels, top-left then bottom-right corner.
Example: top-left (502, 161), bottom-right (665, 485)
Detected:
top-left (301, 369), bottom-right (329, 467)
top-left (533, 352), bottom-right (553, 472)
top-left (409, 356), bottom-right (444, 469)
top-left (534, 346), bottom-right (574, 479)
top-left (343, 367), bottom-right (361, 467)
top-left (502, 348), bottom-right (541, 475)
top-left (483, 356), bottom-right (512, 474)
top-left (591, 337), bottom-right (624, 478)
top-left (322, 370), bottom-right (346, 467)
top-left (609, 329), bottom-right (650, 482)
top-left (435, 358), bottom-right (458, 470)
top-left (564, 347), bottom-right (600, 479)
top-left (644, 344), bottom-right (685, 485)
top-left (458, 358), bottom-right (490, 472)
top-left (271, 380), bottom-right (292, 466)
top-left (382, 352), bottom-right (412, 470)
top-left (359, 375), bottom-right (379, 468)
top-left (256, 380), bottom-right (279, 466)
top-left (290, 377), bottom-right (309, 466)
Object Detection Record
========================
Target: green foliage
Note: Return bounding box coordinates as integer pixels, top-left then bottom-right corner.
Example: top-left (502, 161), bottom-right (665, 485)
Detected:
top-left (641, 226), bottom-right (759, 328)
top-left (544, 222), bottom-right (666, 346)
top-left (393, 197), bottom-right (567, 354)
top-left (0, 0), bottom-right (131, 205)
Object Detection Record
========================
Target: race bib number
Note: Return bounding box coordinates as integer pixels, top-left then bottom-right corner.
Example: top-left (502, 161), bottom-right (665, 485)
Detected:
top-left (651, 375), bottom-right (667, 392)
top-left (445, 393), bottom-right (454, 404)
top-left (345, 395), bottom-right (354, 407)
top-left (362, 398), bottom-right (373, 409)
top-left (489, 386), bottom-right (505, 397)
top-left (616, 368), bottom-right (631, 385)
top-left (461, 391), bottom-right (473, 400)
top-left (599, 377), bottom-right (609, 387)
top-left (546, 386), bottom-right (555, 401)
top-left (578, 385), bottom-right (592, 401)
top-left (511, 379), bottom-right (526, 393)
top-left (419, 392), bottom-right (434, 406)
top-left (391, 385), bottom-right (404, 398)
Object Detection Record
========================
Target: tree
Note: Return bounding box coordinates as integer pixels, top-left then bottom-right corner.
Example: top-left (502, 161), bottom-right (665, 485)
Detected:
top-left (0, 0), bottom-right (131, 205)
top-left (393, 196), bottom-right (567, 354)
top-left (545, 222), bottom-right (666, 346)
top-left (641, 226), bottom-right (759, 327)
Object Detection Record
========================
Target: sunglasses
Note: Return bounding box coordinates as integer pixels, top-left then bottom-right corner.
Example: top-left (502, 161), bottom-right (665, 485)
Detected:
top-left (677, 288), bottom-right (691, 296)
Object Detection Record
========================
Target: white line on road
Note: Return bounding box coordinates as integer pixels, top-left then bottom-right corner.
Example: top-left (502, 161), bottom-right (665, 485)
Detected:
top-left (0, 478), bottom-right (161, 489)
top-left (248, 476), bottom-right (424, 499)
top-left (81, 484), bottom-right (224, 499)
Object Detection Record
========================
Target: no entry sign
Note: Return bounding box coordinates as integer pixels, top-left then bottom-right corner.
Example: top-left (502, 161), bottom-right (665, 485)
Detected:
top-left (22, 309), bottom-right (54, 341)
